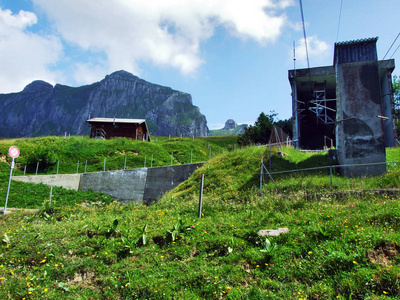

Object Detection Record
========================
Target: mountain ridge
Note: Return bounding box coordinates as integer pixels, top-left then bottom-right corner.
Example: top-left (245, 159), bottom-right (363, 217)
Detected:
top-left (0, 70), bottom-right (209, 138)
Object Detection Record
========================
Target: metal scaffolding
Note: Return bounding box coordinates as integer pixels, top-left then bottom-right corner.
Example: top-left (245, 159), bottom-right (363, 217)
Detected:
top-left (308, 88), bottom-right (336, 125)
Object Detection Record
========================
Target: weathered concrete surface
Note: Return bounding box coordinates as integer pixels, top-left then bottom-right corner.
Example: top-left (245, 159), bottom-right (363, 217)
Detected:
top-left (336, 60), bottom-right (386, 177)
top-left (13, 163), bottom-right (203, 204)
top-left (78, 168), bottom-right (148, 202)
top-left (143, 163), bottom-right (203, 204)
top-left (12, 174), bottom-right (81, 190)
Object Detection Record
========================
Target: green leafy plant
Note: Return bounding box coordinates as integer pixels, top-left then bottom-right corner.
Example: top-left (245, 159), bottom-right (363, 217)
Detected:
top-left (2, 233), bottom-right (10, 246)
top-left (105, 219), bottom-right (119, 238)
top-left (122, 223), bottom-right (148, 249)
top-left (166, 217), bottom-right (189, 243)
top-left (260, 237), bottom-right (278, 254)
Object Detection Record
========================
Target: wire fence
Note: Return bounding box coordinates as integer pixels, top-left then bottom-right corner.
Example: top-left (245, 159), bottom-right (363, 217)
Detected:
top-left (14, 146), bottom-right (225, 176)
top-left (260, 159), bottom-right (400, 193)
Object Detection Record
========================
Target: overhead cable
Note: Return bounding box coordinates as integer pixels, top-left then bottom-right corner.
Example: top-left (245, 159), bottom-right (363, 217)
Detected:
top-left (298, 0), bottom-right (313, 97)
top-left (389, 41), bottom-right (400, 59)
top-left (299, 0), bottom-right (310, 70)
top-left (336, 0), bottom-right (344, 42)
top-left (381, 32), bottom-right (400, 61)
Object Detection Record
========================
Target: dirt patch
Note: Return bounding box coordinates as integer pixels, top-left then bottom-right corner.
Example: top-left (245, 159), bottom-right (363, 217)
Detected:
top-left (366, 243), bottom-right (399, 266)
top-left (72, 271), bottom-right (96, 283)
top-left (116, 151), bottom-right (139, 156)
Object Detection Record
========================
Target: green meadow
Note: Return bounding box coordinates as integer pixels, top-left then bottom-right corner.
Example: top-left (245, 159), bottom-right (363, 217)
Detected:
top-left (0, 136), bottom-right (399, 299)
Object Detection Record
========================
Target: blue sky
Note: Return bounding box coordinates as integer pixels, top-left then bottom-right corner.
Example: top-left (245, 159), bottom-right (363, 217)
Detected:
top-left (1, 0), bottom-right (399, 129)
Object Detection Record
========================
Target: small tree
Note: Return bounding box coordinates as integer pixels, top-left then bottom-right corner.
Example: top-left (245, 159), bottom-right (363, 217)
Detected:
top-left (237, 112), bottom-right (276, 146)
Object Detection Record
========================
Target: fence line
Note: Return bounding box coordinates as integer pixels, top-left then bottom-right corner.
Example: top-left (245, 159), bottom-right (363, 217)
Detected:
top-left (259, 159), bottom-right (400, 193)
top-left (18, 145), bottom-right (228, 176)
top-left (267, 161), bottom-right (400, 176)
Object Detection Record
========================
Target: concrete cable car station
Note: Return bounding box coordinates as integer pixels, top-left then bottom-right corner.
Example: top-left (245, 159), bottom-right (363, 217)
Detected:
top-left (289, 37), bottom-right (396, 177)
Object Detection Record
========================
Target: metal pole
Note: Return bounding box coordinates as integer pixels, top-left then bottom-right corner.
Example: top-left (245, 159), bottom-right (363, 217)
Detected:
top-left (35, 162), bottom-right (39, 176)
top-left (84, 160), bottom-right (87, 173)
top-left (76, 161), bottom-right (79, 174)
top-left (198, 174), bottom-right (204, 218)
top-left (263, 164), bottom-right (279, 191)
top-left (24, 165), bottom-right (26, 176)
top-left (124, 156), bottom-right (127, 170)
top-left (190, 149), bottom-right (193, 164)
top-left (49, 185), bottom-right (53, 205)
top-left (4, 158), bottom-right (15, 213)
top-left (260, 162), bottom-right (264, 195)
top-left (269, 144), bottom-right (272, 170)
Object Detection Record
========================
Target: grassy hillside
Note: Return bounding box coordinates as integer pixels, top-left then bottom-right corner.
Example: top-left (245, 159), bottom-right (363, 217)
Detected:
top-left (0, 135), bottom-right (238, 175)
top-left (0, 137), bottom-right (399, 299)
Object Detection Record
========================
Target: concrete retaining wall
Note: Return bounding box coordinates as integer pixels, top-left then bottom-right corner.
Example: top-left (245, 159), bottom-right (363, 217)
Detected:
top-left (12, 174), bottom-right (81, 190)
top-left (12, 163), bottom-right (203, 204)
top-left (78, 168), bottom-right (148, 202)
top-left (143, 164), bottom-right (201, 204)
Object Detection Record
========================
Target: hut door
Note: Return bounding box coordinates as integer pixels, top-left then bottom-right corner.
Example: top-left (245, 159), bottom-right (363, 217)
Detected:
top-left (137, 127), bottom-right (144, 140)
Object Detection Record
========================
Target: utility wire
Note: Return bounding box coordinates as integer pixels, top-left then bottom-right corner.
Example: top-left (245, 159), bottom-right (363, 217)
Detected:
top-left (389, 40), bottom-right (400, 59)
top-left (336, 0), bottom-right (343, 42)
top-left (299, 0), bottom-right (310, 70)
top-left (298, 0), bottom-right (313, 97)
top-left (381, 32), bottom-right (400, 61)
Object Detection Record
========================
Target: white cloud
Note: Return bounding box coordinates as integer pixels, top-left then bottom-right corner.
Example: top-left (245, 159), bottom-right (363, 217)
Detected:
top-left (31, 0), bottom-right (294, 84)
top-left (0, 8), bottom-right (63, 93)
top-left (294, 35), bottom-right (331, 68)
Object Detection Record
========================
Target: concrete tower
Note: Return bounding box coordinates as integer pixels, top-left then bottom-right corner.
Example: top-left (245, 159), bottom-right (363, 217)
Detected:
top-left (335, 38), bottom-right (386, 177)
top-left (288, 37), bottom-right (396, 177)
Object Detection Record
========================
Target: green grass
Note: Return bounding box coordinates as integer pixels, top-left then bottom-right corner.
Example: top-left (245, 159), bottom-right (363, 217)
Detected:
top-left (0, 192), bottom-right (399, 299)
top-left (261, 147), bottom-right (400, 194)
top-left (0, 137), bottom-right (399, 299)
top-left (0, 135), bottom-right (238, 175)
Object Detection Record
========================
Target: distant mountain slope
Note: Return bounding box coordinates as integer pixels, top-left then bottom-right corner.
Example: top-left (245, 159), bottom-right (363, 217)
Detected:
top-left (0, 70), bottom-right (209, 138)
top-left (209, 119), bottom-right (248, 136)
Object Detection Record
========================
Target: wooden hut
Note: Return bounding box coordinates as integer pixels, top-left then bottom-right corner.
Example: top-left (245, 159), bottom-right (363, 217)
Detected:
top-left (86, 118), bottom-right (151, 141)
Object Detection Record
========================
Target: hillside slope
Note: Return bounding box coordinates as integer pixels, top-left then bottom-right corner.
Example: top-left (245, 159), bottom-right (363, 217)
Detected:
top-left (0, 140), bottom-right (399, 299)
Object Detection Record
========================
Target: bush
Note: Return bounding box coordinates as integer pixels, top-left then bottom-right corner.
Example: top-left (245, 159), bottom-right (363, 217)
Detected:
top-left (24, 146), bottom-right (58, 173)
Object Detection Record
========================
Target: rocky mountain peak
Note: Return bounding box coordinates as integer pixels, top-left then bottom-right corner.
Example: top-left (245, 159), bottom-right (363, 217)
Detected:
top-left (106, 70), bottom-right (139, 81)
top-left (223, 119), bottom-right (238, 130)
top-left (0, 70), bottom-right (209, 138)
top-left (22, 80), bottom-right (53, 94)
